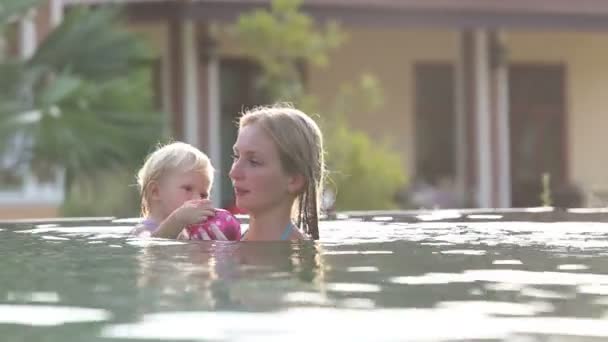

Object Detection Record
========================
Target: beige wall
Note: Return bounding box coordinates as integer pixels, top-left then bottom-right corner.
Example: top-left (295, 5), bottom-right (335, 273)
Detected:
top-left (508, 31), bottom-right (608, 198)
top-left (308, 29), bottom-right (458, 174)
top-left (132, 22), bottom-right (608, 205)
top-left (0, 205), bottom-right (59, 220)
top-left (127, 22), bottom-right (168, 56)
top-left (307, 29), bottom-right (608, 200)
top-left (215, 28), bottom-right (459, 175)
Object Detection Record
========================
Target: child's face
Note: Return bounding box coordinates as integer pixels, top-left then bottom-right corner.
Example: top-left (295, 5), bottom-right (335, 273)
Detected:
top-left (155, 169), bottom-right (211, 218)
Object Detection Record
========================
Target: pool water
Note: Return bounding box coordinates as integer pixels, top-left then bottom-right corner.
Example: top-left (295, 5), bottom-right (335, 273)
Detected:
top-left (3, 209), bottom-right (608, 341)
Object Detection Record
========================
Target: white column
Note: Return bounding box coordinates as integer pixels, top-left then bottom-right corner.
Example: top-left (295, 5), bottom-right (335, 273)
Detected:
top-left (474, 30), bottom-right (493, 208)
top-left (454, 31), bottom-right (468, 207)
top-left (182, 20), bottom-right (199, 147)
top-left (19, 9), bottom-right (37, 59)
top-left (208, 49), bottom-right (222, 208)
top-left (161, 52), bottom-right (172, 138)
top-left (50, 0), bottom-right (64, 28)
top-left (495, 31), bottom-right (511, 208)
top-left (161, 22), bottom-right (174, 139)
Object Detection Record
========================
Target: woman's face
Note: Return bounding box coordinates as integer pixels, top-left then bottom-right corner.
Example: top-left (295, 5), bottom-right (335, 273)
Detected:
top-left (229, 123), bottom-right (298, 214)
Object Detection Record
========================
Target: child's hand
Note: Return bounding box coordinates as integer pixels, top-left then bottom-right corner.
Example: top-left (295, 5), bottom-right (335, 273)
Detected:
top-left (173, 199), bottom-right (215, 226)
top-left (151, 200), bottom-right (214, 239)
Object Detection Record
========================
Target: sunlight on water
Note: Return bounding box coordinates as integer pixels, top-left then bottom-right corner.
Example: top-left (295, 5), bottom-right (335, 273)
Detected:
top-left (18, 225), bottom-right (132, 235)
top-left (283, 292), bottom-right (329, 305)
top-left (346, 266), bottom-right (379, 272)
top-left (493, 259), bottom-right (523, 265)
top-left (339, 298), bottom-right (376, 309)
top-left (519, 287), bottom-right (572, 299)
top-left (467, 214), bottom-right (504, 220)
top-left (371, 216), bottom-right (394, 222)
top-left (0, 305), bottom-right (110, 326)
top-left (326, 283), bottom-right (381, 293)
top-left (524, 207), bottom-right (554, 213)
top-left (436, 301), bottom-right (551, 316)
top-left (322, 250), bottom-right (393, 255)
top-left (579, 285), bottom-right (608, 295)
top-left (393, 269), bottom-right (608, 286)
top-left (318, 219), bottom-right (608, 250)
top-left (558, 264), bottom-right (589, 271)
top-left (125, 238), bottom-right (185, 247)
top-left (4, 214), bottom-right (608, 340)
top-left (41, 236), bottom-right (70, 241)
top-left (568, 208), bottom-right (608, 214)
top-left (101, 307), bottom-right (608, 341)
top-left (416, 210), bottom-right (462, 221)
top-left (485, 282), bottom-right (526, 292)
top-left (7, 292), bottom-right (60, 303)
top-left (440, 249), bottom-right (487, 255)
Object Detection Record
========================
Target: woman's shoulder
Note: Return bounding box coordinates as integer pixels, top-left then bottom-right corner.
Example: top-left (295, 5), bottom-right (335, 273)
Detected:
top-left (290, 226), bottom-right (310, 241)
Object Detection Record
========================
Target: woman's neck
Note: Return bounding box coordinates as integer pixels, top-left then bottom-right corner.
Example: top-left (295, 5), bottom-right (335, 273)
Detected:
top-left (246, 206), bottom-right (294, 241)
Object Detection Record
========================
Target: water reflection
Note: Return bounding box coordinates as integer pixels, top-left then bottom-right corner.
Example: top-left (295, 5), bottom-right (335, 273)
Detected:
top-left (2, 216), bottom-right (608, 340)
top-left (132, 240), bottom-right (327, 312)
top-left (0, 305), bottom-right (110, 326)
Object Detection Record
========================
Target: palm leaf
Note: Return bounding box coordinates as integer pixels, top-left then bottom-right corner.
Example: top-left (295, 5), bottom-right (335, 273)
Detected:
top-left (0, 0), bottom-right (41, 29)
top-left (30, 7), bottom-right (150, 81)
top-left (1, 3), bottom-right (161, 189)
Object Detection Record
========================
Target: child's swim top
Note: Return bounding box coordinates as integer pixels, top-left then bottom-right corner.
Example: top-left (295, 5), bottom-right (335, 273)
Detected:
top-left (130, 209), bottom-right (241, 241)
top-left (185, 209), bottom-right (242, 241)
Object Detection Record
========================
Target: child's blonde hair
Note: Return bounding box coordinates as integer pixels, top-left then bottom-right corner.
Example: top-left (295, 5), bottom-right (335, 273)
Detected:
top-left (239, 103), bottom-right (325, 240)
top-left (137, 141), bottom-right (214, 216)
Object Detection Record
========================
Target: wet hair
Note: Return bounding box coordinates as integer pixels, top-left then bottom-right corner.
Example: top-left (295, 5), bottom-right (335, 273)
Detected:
top-left (136, 141), bottom-right (214, 216)
top-left (239, 104), bottom-right (325, 239)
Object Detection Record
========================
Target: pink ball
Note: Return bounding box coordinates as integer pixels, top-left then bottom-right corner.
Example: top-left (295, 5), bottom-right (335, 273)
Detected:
top-left (185, 209), bottom-right (242, 241)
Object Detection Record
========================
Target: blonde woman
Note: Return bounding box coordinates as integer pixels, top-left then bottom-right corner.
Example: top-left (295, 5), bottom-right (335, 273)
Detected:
top-left (230, 104), bottom-right (325, 241)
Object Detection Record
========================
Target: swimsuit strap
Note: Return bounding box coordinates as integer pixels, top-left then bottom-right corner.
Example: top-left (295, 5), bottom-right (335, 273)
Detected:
top-left (280, 222), bottom-right (295, 241)
top-left (240, 222), bottom-right (295, 241)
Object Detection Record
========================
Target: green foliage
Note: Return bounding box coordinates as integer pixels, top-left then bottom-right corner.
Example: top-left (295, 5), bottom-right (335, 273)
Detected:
top-left (0, 0), bottom-right (42, 32)
top-left (60, 167), bottom-right (142, 218)
top-left (325, 124), bottom-right (406, 210)
top-left (0, 3), bottom-right (162, 217)
top-left (229, 0), bottom-right (344, 102)
top-left (31, 7), bottom-right (150, 81)
top-left (321, 75), bottom-right (406, 210)
top-left (540, 172), bottom-right (553, 207)
top-left (58, 69), bottom-right (160, 218)
top-left (229, 0), bottom-right (407, 210)
top-left (0, 5), bottom-right (160, 186)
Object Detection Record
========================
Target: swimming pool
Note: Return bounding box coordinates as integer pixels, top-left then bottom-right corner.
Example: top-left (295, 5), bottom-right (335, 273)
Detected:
top-left (2, 208), bottom-right (608, 341)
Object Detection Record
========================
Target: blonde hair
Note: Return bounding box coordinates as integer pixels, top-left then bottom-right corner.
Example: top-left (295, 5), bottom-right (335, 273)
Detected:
top-left (239, 104), bottom-right (325, 240)
top-left (137, 141), bottom-right (214, 216)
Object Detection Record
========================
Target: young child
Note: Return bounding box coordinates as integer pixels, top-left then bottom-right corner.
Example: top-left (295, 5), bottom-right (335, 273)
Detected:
top-left (130, 142), bottom-right (241, 241)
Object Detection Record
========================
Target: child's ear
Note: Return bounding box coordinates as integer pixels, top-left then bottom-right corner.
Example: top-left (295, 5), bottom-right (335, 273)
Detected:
top-left (148, 181), bottom-right (161, 201)
top-left (287, 173), bottom-right (306, 195)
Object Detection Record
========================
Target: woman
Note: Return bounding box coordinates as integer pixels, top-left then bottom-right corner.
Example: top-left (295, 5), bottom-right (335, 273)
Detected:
top-left (230, 104), bottom-right (325, 241)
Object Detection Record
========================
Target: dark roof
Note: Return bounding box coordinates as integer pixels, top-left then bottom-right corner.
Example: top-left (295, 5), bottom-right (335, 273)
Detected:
top-left (62, 0), bottom-right (608, 15)
top-left (62, 0), bottom-right (608, 29)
